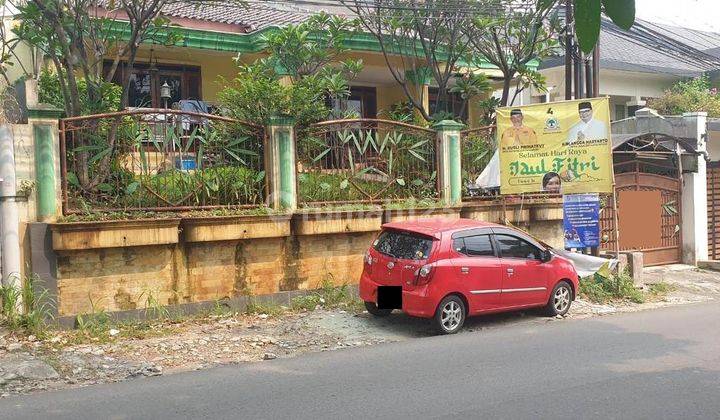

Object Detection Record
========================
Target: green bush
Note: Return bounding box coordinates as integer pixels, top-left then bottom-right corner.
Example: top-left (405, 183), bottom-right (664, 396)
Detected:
top-left (579, 270), bottom-right (645, 304)
top-left (381, 101), bottom-right (428, 127)
top-left (130, 166), bottom-right (264, 207)
top-left (298, 171), bottom-right (437, 203)
top-left (648, 75), bottom-right (720, 117)
top-left (38, 68), bottom-right (122, 114)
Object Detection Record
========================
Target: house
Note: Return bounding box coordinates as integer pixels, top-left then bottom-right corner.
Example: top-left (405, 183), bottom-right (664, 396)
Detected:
top-left (526, 18), bottom-right (720, 120)
top-left (0, 1), bottom-right (505, 127)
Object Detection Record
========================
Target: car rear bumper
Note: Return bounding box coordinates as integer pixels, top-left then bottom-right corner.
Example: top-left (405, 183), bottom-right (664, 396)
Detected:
top-left (359, 272), bottom-right (435, 318)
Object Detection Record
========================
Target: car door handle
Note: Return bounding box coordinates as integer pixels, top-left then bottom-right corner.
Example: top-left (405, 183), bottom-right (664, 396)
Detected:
top-left (507, 268), bottom-right (514, 276)
top-left (460, 267), bottom-right (470, 274)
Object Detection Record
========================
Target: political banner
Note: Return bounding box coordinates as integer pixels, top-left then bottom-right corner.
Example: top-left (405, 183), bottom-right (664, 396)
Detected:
top-left (563, 193), bottom-right (601, 249)
top-left (497, 97), bottom-right (613, 194)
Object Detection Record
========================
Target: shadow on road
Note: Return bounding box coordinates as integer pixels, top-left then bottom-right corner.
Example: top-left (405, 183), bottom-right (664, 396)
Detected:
top-left (310, 307), bottom-right (555, 341)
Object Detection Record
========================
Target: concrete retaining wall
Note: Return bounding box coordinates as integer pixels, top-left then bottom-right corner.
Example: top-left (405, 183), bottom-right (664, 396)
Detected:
top-left (48, 201), bottom-right (565, 318)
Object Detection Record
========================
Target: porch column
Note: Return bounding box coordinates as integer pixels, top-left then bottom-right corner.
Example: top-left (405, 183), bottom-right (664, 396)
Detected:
top-left (266, 116), bottom-right (297, 210)
top-left (28, 105), bottom-right (64, 222)
top-left (434, 120), bottom-right (465, 206)
top-left (274, 63), bottom-right (295, 88)
top-left (405, 68), bottom-right (432, 120)
top-left (681, 112), bottom-right (708, 264)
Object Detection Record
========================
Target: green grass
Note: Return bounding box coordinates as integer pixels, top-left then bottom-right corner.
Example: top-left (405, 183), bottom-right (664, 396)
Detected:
top-left (244, 300), bottom-right (286, 316)
top-left (648, 282), bottom-right (677, 296)
top-left (0, 275), bottom-right (55, 338)
top-left (579, 270), bottom-right (646, 304)
top-left (290, 280), bottom-right (364, 313)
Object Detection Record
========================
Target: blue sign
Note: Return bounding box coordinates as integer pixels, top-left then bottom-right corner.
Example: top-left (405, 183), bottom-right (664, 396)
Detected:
top-left (175, 156), bottom-right (197, 171)
top-left (563, 193), bottom-right (600, 249)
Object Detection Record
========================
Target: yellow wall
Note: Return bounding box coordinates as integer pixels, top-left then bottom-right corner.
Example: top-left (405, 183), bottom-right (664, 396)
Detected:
top-left (132, 47), bottom-right (267, 103)
top-left (467, 93), bottom-right (492, 128)
top-left (132, 46), bottom-right (490, 127)
top-left (1, 17), bottom-right (38, 83)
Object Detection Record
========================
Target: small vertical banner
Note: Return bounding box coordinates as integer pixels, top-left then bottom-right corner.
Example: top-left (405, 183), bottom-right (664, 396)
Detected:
top-left (563, 193), bottom-right (600, 249)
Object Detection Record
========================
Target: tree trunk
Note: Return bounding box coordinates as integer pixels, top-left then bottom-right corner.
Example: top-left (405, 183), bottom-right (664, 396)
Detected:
top-left (500, 76), bottom-right (512, 107)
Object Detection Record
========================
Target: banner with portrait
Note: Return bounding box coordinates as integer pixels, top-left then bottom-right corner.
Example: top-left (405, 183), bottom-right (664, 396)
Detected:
top-left (497, 97), bottom-right (614, 195)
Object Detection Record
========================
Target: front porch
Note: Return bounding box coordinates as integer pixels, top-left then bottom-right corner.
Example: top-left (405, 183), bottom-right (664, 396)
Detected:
top-left (119, 42), bottom-right (491, 128)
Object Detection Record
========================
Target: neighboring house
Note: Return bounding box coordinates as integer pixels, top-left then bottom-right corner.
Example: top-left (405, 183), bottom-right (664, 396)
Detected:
top-left (526, 18), bottom-right (720, 120)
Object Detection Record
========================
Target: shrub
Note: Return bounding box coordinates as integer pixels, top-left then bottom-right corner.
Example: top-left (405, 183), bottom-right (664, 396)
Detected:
top-left (382, 101), bottom-right (428, 127)
top-left (297, 171), bottom-right (437, 203)
top-left (132, 166), bottom-right (264, 207)
top-left (579, 270), bottom-right (645, 304)
top-left (648, 75), bottom-right (720, 117)
top-left (38, 68), bottom-right (122, 114)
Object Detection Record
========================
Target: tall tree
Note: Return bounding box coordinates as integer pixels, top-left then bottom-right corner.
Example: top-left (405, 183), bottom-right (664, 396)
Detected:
top-left (465, 0), bottom-right (560, 106)
top-left (341, 0), bottom-right (475, 122)
top-left (8, 0), bottom-right (194, 116)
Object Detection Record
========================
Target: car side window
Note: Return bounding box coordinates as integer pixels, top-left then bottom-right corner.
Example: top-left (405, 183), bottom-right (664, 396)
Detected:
top-left (494, 234), bottom-right (540, 260)
top-left (453, 235), bottom-right (495, 257)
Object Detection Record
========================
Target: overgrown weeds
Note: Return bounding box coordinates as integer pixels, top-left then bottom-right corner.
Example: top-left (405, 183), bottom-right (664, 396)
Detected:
top-left (648, 282), bottom-right (676, 296)
top-left (244, 300), bottom-right (285, 316)
top-left (290, 280), bottom-right (363, 312)
top-left (0, 275), bottom-right (55, 338)
top-left (579, 270), bottom-right (645, 304)
top-left (243, 281), bottom-right (363, 315)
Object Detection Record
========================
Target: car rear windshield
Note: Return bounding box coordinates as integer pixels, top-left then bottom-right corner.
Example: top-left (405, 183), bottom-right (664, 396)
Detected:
top-left (374, 230), bottom-right (434, 260)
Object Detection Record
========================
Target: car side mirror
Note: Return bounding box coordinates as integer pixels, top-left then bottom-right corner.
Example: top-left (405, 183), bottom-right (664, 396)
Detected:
top-left (540, 250), bottom-right (552, 263)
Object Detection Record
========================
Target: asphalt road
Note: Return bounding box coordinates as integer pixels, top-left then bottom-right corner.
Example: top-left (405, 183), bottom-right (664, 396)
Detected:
top-left (3, 302), bottom-right (720, 420)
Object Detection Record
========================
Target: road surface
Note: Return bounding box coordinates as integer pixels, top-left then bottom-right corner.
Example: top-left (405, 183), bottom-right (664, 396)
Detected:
top-left (2, 302), bottom-right (720, 419)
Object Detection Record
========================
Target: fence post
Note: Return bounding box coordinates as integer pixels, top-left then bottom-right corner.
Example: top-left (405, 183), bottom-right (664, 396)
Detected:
top-left (28, 105), bottom-right (64, 222)
top-left (434, 120), bottom-right (465, 206)
top-left (266, 116), bottom-right (297, 210)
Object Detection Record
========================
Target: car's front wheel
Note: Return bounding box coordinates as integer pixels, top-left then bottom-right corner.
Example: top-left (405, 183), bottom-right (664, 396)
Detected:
top-left (545, 281), bottom-right (573, 317)
top-left (434, 295), bottom-right (466, 334)
top-left (364, 301), bottom-right (392, 317)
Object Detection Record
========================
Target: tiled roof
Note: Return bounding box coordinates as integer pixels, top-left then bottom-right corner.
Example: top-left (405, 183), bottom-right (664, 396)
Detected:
top-left (640, 21), bottom-right (720, 53)
top-left (99, 1), bottom-right (312, 32)
top-left (160, 1), bottom-right (310, 31)
top-left (541, 18), bottom-right (720, 77)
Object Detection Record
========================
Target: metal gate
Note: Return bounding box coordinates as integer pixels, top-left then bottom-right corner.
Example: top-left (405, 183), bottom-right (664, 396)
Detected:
top-left (601, 171), bottom-right (682, 266)
top-left (707, 163), bottom-right (720, 259)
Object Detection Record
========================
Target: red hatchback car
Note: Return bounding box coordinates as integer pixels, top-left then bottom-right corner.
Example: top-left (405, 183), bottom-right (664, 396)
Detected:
top-left (359, 218), bottom-right (579, 334)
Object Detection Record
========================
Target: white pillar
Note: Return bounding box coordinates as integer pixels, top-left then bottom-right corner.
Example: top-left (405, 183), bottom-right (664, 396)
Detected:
top-left (680, 112), bottom-right (708, 264)
top-left (0, 124), bottom-right (22, 307)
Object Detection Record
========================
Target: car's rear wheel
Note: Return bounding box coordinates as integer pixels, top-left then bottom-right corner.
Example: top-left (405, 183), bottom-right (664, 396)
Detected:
top-left (545, 281), bottom-right (573, 317)
top-left (434, 295), bottom-right (466, 334)
top-left (364, 301), bottom-right (392, 317)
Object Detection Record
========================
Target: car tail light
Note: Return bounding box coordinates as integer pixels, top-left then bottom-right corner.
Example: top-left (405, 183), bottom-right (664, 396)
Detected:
top-left (364, 251), bottom-right (375, 274)
top-left (365, 250), bottom-right (373, 266)
top-left (414, 264), bottom-right (434, 285)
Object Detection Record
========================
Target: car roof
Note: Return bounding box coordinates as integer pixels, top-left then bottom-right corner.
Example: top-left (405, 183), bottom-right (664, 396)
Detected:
top-left (382, 218), bottom-right (500, 239)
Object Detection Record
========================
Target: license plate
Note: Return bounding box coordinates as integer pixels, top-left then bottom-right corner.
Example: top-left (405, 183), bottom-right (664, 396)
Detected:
top-left (377, 286), bottom-right (402, 310)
